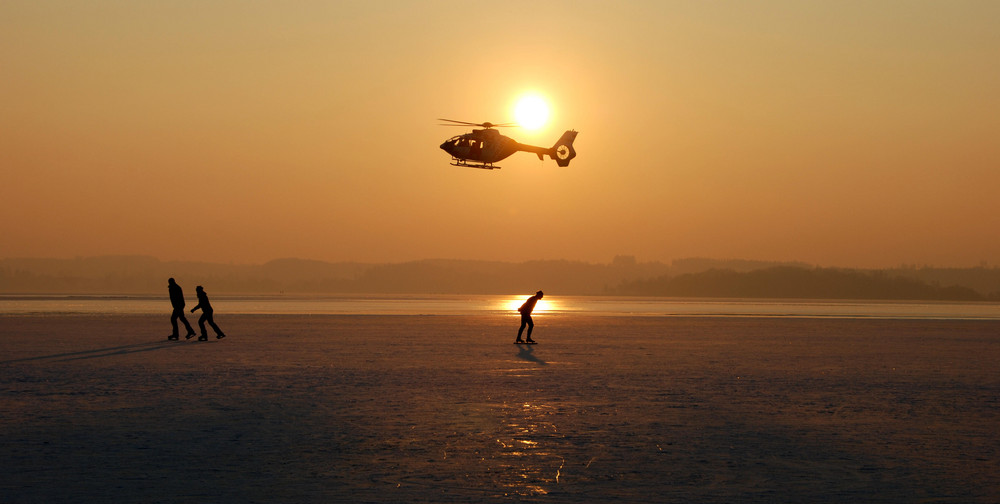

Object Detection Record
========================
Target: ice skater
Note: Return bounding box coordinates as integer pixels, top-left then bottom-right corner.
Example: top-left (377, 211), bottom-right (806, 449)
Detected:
top-left (191, 285), bottom-right (226, 341)
top-left (167, 278), bottom-right (197, 340)
top-left (516, 290), bottom-right (543, 344)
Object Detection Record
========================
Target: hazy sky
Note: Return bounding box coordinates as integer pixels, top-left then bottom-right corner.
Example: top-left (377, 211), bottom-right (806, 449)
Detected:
top-left (2, 1), bottom-right (998, 268)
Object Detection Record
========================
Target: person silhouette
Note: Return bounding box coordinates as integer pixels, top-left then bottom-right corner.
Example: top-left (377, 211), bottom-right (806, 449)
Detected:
top-left (191, 285), bottom-right (226, 341)
top-left (167, 278), bottom-right (197, 340)
top-left (516, 290), bottom-right (544, 344)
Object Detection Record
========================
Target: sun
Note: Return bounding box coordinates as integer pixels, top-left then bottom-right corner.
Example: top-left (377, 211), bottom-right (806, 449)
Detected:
top-left (514, 95), bottom-right (550, 130)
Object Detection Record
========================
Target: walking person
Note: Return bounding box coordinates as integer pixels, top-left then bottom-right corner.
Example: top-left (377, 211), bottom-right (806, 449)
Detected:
top-left (191, 285), bottom-right (226, 341)
top-left (167, 278), bottom-right (197, 340)
top-left (516, 290), bottom-right (544, 344)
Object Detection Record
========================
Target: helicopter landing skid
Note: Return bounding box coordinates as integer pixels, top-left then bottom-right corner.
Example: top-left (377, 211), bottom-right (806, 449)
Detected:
top-left (451, 159), bottom-right (500, 170)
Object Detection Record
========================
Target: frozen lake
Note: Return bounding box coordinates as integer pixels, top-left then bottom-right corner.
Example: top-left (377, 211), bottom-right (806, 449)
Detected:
top-left (2, 313), bottom-right (999, 502)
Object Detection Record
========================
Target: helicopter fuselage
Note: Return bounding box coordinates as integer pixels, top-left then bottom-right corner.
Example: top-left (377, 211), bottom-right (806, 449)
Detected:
top-left (440, 129), bottom-right (524, 167)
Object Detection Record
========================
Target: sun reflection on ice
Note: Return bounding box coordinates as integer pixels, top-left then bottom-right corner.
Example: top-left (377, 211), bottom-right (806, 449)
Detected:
top-left (490, 401), bottom-right (564, 496)
top-left (499, 296), bottom-right (558, 314)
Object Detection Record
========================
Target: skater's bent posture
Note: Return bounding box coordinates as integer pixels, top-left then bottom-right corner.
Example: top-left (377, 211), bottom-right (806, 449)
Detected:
top-left (516, 290), bottom-right (544, 344)
top-left (191, 286), bottom-right (226, 341)
top-left (167, 278), bottom-right (196, 340)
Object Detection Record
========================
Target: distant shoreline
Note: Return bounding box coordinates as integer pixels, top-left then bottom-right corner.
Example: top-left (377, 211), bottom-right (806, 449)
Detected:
top-left (4, 255), bottom-right (1000, 301)
top-left (2, 295), bottom-right (999, 320)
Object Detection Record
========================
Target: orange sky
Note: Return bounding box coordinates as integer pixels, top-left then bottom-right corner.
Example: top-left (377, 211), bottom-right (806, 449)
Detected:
top-left (2, 1), bottom-right (998, 268)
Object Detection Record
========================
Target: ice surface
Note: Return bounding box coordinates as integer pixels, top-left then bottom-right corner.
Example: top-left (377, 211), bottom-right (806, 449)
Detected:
top-left (2, 314), bottom-right (1000, 502)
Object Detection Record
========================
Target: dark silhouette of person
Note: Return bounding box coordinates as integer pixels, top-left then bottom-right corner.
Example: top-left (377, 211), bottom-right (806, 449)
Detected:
top-left (516, 290), bottom-right (544, 344)
top-left (167, 278), bottom-right (197, 340)
top-left (191, 285), bottom-right (226, 341)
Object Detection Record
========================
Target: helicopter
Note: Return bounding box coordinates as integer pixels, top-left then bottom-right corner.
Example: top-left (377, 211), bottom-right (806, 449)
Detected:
top-left (438, 119), bottom-right (578, 170)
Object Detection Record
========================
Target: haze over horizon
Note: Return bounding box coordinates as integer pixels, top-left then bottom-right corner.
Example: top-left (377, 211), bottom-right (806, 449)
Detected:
top-left (3, 1), bottom-right (998, 269)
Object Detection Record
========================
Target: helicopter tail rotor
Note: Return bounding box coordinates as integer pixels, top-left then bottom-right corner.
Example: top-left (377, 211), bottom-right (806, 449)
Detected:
top-left (551, 130), bottom-right (578, 167)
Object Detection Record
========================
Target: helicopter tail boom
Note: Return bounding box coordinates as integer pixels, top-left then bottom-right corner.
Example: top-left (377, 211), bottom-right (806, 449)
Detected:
top-left (515, 130), bottom-right (579, 167)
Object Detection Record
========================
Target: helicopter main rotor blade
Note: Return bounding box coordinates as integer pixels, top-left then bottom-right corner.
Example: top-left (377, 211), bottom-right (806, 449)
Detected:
top-left (437, 119), bottom-right (482, 126)
top-left (437, 118), bottom-right (519, 128)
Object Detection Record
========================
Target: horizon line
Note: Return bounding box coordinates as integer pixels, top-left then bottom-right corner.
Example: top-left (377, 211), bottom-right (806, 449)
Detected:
top-left (2, 254), bottom-right (999, 271)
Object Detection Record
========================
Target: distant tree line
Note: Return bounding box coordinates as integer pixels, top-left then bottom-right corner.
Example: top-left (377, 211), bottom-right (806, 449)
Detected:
top-left (0, 256), bottom-right (668, 295)
top-left (3, 256), bottom-right (1000, 301)
top-left (611, 266), bottom-right (989, 301)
